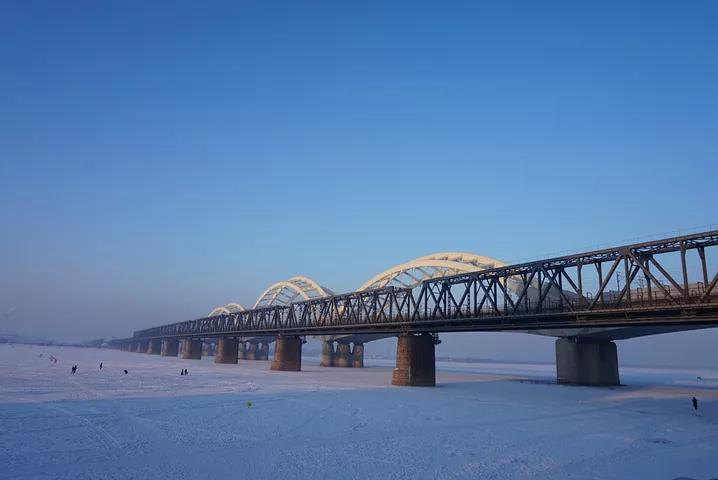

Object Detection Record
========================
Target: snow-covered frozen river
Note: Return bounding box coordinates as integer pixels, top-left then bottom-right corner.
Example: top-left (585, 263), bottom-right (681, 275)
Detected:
top-left (1, 344), bottom-right (716, 480)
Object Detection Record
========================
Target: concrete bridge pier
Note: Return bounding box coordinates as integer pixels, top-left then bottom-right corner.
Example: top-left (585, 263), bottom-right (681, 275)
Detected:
top-left (259, 343), bottom-right (270, 361)
top-left (351, 343), bottom-right (364, 368)
top-left (320, 341), bottom-right (335, 366)
top-left (391, 333), bottom-right (436, 387)
top-left (270, 336), bottom-right (303, 371)
top-left (147, 339), bottom-right (162, 355)
top-left (238, 342), bottom-right (247, 360)
top-left (215, 338), bottom-right (239, 364)
top-left (136, 340), bottom-right (149, 354)
top-left (182, 339), bottom-right (202, 360)
top-left (247, 343), bottom-right (259, 360)
top-left (555, 338), bottom-right (620, 386)
top-left (335, 343), bottom-right (352, 367)
top-left (162, 339), bottom-right (179, 357)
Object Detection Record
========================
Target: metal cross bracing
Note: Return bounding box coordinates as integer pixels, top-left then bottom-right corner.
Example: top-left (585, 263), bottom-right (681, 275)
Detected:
top-left (131, 231), bottom-right (718, 341)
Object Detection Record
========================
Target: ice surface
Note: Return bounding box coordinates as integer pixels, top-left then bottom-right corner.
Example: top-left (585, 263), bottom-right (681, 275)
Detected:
top-left (1, 344), bottom-right (717, 480)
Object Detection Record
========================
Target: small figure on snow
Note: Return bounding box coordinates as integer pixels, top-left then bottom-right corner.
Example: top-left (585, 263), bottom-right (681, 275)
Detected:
top-left (180, 369), bottom-right (184, 376)
top-left (692, 397), bottom-right (698, 411)
top-left (124, 370), bottom-right (128, 374)
top-left (184, 369), bottom-right (188, 376)
top-left (99, 362), bottom-right (103, 370)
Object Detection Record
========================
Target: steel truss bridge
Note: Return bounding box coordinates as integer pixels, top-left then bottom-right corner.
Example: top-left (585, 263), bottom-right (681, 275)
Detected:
top-left (128, 231), bottom-right (718, 341)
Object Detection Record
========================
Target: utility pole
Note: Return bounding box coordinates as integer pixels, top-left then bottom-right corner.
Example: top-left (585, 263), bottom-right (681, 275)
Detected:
top-left (4, 308), bottom-right (12, 333)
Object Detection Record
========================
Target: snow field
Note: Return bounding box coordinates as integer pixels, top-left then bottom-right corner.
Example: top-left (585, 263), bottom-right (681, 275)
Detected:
top-left (0, 345), bottom-right (717, 480)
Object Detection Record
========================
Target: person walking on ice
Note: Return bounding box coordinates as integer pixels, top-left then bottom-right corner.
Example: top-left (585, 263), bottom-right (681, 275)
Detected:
top-left (692, 397), bottom-right (698, 410)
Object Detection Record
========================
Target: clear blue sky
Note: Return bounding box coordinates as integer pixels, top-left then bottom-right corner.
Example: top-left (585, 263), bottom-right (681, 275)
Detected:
top-left (1, 1), bottom-right (716, 364)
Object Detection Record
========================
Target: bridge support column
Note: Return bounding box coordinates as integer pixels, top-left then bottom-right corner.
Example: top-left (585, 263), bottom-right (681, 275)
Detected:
top-left (392, 333), bottom-right (436, 387)
top-left (238, 342), bottom-right (247, 360)
top-left (555, 338), bottom-right (620, 386)
top-left (270, 336), bottom-right (302, 372)
top-left (352, 343), bottom-right (364, 368)
top-left (147, 339), bottom-right (162, 355)
top-left (335, 343), bottom-right (352, 367)
top-left (247, 343), bottom-right (259, 360)
top-left (259, 343), bottom-right (269, 361)
top-left (320, 341), bottom-right (335, 367)
top-left (215, 338), bottom-right (239, 364)
top-left (136, 340), bottom-right (149, 354)
top-left (162, 339), bottom-right (179, 357)
top-left (182, 339), bottom-right (202, 360)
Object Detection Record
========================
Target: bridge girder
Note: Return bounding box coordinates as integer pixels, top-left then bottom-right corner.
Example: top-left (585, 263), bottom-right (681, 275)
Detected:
top-left (129, 231), bottom-right (718, 342)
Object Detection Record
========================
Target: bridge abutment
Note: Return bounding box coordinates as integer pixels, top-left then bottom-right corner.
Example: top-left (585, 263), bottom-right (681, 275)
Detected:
top-left (335, 343), bottom-right (352, 367)
top-left (352, 343), bottom-right (365, 368)
top-left (161, 339), bottom-right (179, 357)
top-left (247, 343), bottom-right (259, 360)
top-left (392, 333), bottom-right (436, 387)
top-left (238, 342), bottom-right (247, 360)
top-left (270, 336), bottom-right (303, 371)
top-left (215, 338), bottom-right (239, 364)
top-left (136, 341), bottom-right (149, 354)
top-left (147, 339), bottom-right (162, 355)
top-left (555, 338), bottom-right (620, 386)
top-left (182, 339), bottom-right (202, 360)
top-left (320, 341), bottom-right (335, 366)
